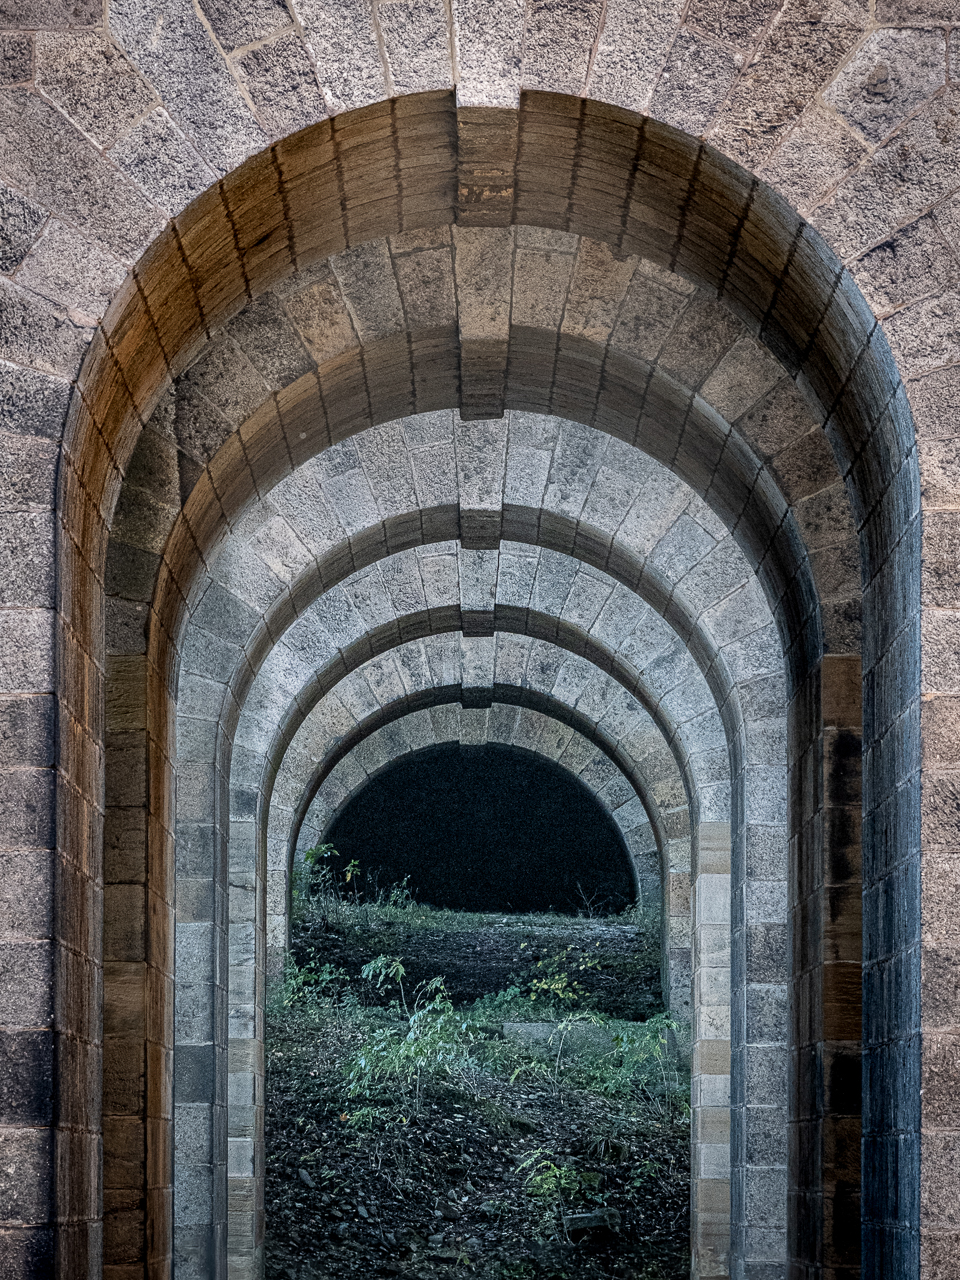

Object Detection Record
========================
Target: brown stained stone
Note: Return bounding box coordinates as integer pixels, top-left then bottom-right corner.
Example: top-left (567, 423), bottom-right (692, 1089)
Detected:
top-left (103, 881), bottom-right (147, 967)
top-left (274, 114), bottom-right (336, 181)
top-left (176, 210), bottom-right (249, 334)
top-left (457, 106), bottom-right (519, 227)
top-left (101, 287), bottom-right (166, 428)
top-left (204, 431), bottom-right (258, 520)
top-left (222, 153), bottom-right (286, 256)
top-left (104, 655), bottom-right (147, 737)
top-left (237, 416), bottom-right (293, 496)
top-left (695, 1039), bottom-right (732, 1075)
top-left (103, 1037), bottom-right (146, 1120)
top-left (821, 962), bottom-right (862, 1041)
top-left (273, 378), bottom-right (330, 467)
top-left (103, 1116), bottom-right (146, 1190)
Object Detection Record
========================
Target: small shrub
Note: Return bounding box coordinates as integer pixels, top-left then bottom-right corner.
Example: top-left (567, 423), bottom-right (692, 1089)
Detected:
top-left (344, 966), bottom-right (480, 1110)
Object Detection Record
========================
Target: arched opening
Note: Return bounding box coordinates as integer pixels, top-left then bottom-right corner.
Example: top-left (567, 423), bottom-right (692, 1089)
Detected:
top-left (322, 741), bottom-right (638, 915)
top-left (60, 89), bottom-right (908, 1280)
top-left (269, 716), bottom-right (691, 1279)
top-left (9, 0), bottom-right (960, 1270)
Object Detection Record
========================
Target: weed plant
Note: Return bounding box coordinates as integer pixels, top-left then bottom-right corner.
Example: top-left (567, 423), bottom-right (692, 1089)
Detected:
top-left (267, 851), bottom-right (690, 1277)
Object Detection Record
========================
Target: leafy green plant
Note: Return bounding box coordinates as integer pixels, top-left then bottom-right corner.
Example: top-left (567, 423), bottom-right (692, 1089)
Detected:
top-left (345, 964), bottom-right (480, 1110)
top-left (360, 953), bottom-right (410, 1014)
top-left (564, 1012), bottom-right (691, 1118)
top-left (271, 951), bottom-right (353, 1012)
top-left (526, 943), bottom-right (601, 1005)
top-left (518, 1148), bottom-right (580, 1203)
top-left (516, 1147), bottom-right (583, 1236)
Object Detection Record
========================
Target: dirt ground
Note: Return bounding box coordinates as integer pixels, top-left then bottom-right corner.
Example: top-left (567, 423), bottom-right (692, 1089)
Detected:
top-left (266, 909), bottom-right (691, 1280)
top-left (291, 914), bottom-right (664, 1020)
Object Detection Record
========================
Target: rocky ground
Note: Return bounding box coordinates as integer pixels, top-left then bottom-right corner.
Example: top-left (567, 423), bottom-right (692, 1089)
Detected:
top-left (290, 910), bottom-right (664, 1021)
top-left (265, 903), bottom-right (691, 1280)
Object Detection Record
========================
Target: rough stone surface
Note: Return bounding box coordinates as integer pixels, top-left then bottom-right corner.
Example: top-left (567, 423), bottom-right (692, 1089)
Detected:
top-left (0, 10), bottom-right (952, 1278)
top-left (0, 34), bottom-right (31, 86)
top-left (823, 27), bottom-right (946, 145)
top-left (0, 184), bottom-right (46, 274)
top-left (34, 32), bottom-right (158, 148)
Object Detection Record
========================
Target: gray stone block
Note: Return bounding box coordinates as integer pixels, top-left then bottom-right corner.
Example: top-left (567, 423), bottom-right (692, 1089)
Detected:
top-left (0, 1029), bottom-right (52, 1126)
top-left (0, 941), bottom-right (52, 1025)
top-left (0, 88), bottom-right (163, 261)
top-left (0, 609), bottom-right (53, 695)
top-left (0, 183), bottom-right (46, 275)
top-left (110, 106), bottom-right (218, 216)
top-left (0, 1127), bottom-right (51, 1224)
top-left (198, 0), bottom-right (290, 51)
top-left (451, 0), bottom-right (522, 107)
top-left (331, 240), bottom-right (405, 341)
top-left (235, 31), bottom-right (327, 137)
top-left (0, 361), bottom-right (71, 441)
top-left (391, 240), bottom-right (456, 333)
top-left (701, 337), bottom-right (784, 424)
top-left (825, 27), bottom-right (945, 146)
top-left (813, 86), bottom-right (960, 259)
top-left (0, 767), bottom-right (55, 851)
top-left (110, 0), bottom-right (268, 172)
top-left (0, 277), bottom-right (90, 380)
top-left (379, 0), bottom-right (452, 95)
top-left (649, 30), bottom-right (740, 136)
top-left (521, 0), bottom-right (603, 95)
top-left (295, 0), bottom-right (386, 112)
top-left (17, 219), bottom-right (127, 321)
top-left (35, 32), bottom-right (158, 149)
top-left (0, 33), bottom-right (31, 85)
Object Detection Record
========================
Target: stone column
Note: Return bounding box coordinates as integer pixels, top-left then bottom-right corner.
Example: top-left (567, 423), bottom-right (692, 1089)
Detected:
top-left (692, 820), bottom-right (732, 1280)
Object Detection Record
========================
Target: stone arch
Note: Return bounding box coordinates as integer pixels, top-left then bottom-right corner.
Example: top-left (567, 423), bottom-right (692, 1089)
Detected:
top-left (94, 142), bottom-right (875, 1269)
top-left (3, 40), bottom-right (941, 1274)
top-left (295, 701), bottom-right (660, 912)
top-left (152, 398), bottom-right (785, 1277)
top-left (91, 215), bottom-right (865, 1280)
top-left (271, 633), bottom-right (692, 927)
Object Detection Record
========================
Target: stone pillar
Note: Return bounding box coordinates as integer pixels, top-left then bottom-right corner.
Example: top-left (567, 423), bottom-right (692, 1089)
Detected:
top-left (692, 820), bottom-right (732, 1280)
top-left (790, 656), bottom-right (862, 1280)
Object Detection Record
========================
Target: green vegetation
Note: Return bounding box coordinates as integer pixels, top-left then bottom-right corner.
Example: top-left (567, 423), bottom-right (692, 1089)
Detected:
top-left (266, 851), bottom-right (691, 1279)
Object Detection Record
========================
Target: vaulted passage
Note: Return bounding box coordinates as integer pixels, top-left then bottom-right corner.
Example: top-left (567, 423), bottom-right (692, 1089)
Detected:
top-left (5, 5), bottom-right (957, 1273)
top-left (324, 741), bottom-right (638, 915)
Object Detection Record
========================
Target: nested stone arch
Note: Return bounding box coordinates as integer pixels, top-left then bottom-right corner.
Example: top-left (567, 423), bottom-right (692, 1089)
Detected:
top-left (297, 701), bottom-right (662, 923)
top-left (296, 701), bottom-right (660, 908)
top-left (214, 576), bottom-right (738, 1280)
top-left (107, 224), bottom-right (859, 686)
top-left (145, 397), bottom-right (794, 1280)
top-left (18, 72), bottom-right (927, 1280)
top-left (4, 0), bottom-right (957, 1273)
top-left (172, 450), bottom-right (784, 1280)
top-left (252, 626), bottom-right (703, 1008)
top-left (267, 631), bottom-right (694, 927)
top-left (160, 410), bottom-right (789, 750)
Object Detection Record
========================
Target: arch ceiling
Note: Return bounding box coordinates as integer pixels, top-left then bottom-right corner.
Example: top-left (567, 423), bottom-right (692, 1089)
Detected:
top-left (2, 7), bottom-right (954, 1277)
top-left (274, 631), bottom-right (694, 905)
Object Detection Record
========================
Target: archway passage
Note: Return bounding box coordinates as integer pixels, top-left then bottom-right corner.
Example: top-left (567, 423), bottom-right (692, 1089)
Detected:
top-left (8, 19), bottom-right (937, 1269)
top-left (269, 734), bottom-right (689, 1280)
top-left (322, 741), bottom-right (638, 915)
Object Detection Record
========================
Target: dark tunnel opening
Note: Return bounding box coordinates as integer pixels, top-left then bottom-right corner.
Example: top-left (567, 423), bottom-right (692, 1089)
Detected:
top-left (321, 742), bottom-right (639, 916)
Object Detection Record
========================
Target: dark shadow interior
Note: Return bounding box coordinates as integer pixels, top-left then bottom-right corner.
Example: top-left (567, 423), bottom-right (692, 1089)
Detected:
top-left (322, 742), bottom-right (638, 915)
